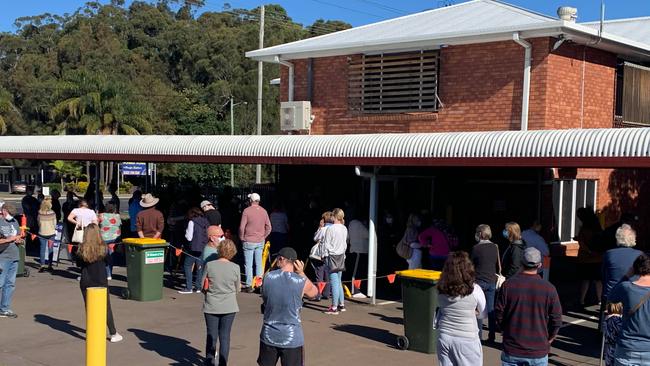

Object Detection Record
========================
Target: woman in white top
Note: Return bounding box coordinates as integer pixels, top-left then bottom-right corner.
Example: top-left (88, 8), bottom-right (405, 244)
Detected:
top-left (67, 199), bottom-right (98, 228)
top-left (320, 208), bottom-right (348, 315)
top-left (435, 251), bottom-right (487, 366)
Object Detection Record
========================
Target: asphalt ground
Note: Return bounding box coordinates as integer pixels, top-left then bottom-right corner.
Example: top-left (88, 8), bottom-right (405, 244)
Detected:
top-left (0, 254), bottom-right (604, 366)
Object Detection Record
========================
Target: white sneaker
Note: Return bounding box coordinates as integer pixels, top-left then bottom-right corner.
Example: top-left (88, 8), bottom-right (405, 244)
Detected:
top-left (177, 289), bottom-right (194, 294)
top-left (107, 276), bottom-right (112, 281)
top-left (110, 333), bottom-right (123, 343)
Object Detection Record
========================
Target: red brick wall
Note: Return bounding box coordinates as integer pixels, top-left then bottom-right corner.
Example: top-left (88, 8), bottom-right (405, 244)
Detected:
top-left (279, 37), bottom-right (617, 134)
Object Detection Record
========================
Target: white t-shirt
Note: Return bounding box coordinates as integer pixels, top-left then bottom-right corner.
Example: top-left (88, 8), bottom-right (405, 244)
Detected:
top-left (70, 208), bottom-right (98, 227)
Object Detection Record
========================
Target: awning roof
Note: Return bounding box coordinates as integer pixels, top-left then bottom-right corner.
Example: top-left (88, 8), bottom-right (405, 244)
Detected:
top-left (1, 128), bottom-right (650, 168)
top-left (246, 0), bottom-right (650, 62)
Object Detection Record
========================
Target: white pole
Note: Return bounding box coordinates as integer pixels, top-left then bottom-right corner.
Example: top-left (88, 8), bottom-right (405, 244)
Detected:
top-left (230, 97), bottom-right (235, 187)
top-left (368, 172), bottom-right (378, 305)
top-left (255, 5), bottom-right (265, 184)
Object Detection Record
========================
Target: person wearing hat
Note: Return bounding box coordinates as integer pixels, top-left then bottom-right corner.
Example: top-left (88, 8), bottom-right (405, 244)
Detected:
top-left (258, 247), bottom-right (318, 366)
top-left (495, 247), bottom-right (562, 366)
top-left (200, 200), bottom-right (222, 227)
top-left (239, 193), bottom-right (271, 291)
top-left (136, 193), bottom-right (164, 239)
top-left (0, 203), bottom-right (21, 318)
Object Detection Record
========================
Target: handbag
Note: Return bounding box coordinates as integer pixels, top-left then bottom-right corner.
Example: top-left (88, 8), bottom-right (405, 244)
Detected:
top-left (326, 253), bottom-right (346, 272)
top-left (396, 235), bottom-right (413, 260)
top-left (309, 242), bottom-right (322, 261)
top-left (71, 225), bottom-right (85, 244)
top-left (495, 244), bottom-right (506, 290)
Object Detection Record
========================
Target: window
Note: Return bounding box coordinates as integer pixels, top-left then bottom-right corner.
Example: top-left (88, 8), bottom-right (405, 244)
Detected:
top-left (552, 179), bottom-right (597, 242)
top-left (348, 50), bottom-right (440, 114)
top-left (615, 62), bottom-right (650, 125)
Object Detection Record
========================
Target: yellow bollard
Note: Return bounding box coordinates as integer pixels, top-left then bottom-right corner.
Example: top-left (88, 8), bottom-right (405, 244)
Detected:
top-left (86, 287), bottom-right (107, 366)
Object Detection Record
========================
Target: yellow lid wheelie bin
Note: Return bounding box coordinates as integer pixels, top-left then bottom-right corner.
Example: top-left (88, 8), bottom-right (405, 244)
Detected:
top-left (123, 238), bottom-right (167, 301)
top-left (395, 269), bottom-right (441, 354)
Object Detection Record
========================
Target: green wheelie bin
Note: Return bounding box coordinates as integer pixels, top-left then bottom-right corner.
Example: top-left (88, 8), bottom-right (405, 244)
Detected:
top-left (123, 238), bottom-right (167, 301)
top-left (395, 269), bottom-right (441, 354)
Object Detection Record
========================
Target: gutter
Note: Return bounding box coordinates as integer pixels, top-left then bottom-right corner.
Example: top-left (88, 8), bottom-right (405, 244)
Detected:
top-left (513, 32), bottom-right (531, 131)
top-left (273, 56), bottom-right (294, 102)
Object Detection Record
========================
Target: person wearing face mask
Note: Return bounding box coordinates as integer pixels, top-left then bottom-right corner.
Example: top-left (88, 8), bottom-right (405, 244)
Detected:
top-left (470, 224), bottom-right (500, 342)
top-left (501, 222), bottom-right (526, 279)
top-left (202, 225), bottom-right (225, 265)
top-left (401, 214), bottom-right (423, 269)
top-left (0, 203), bottom-right (21, 318)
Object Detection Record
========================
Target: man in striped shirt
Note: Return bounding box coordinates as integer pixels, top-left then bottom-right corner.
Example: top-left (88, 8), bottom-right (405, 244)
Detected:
top-left (495, 247), bottom-right (563, 366)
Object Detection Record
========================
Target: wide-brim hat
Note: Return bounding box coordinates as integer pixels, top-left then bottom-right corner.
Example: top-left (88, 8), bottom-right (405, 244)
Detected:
top-left (140, 193), bottom-right (160, 208)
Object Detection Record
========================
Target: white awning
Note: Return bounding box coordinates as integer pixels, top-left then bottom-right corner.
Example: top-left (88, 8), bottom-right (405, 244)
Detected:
top-left (1, 128), bottom-right (649, 168)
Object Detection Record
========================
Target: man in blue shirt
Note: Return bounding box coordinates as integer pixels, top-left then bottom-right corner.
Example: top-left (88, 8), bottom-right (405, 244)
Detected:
top-left (0, 203), bottom-right (21, 319)
top-left (521, 221), bottom-right (550, 280)
top-left (258, 247), bottom-right (318, 366)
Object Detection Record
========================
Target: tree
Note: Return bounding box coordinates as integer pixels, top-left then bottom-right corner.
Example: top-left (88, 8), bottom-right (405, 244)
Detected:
top-left (50, 160), bottom-right (83, 188)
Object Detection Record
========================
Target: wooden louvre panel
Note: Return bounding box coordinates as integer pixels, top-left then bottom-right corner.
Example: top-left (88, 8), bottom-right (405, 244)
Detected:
top-left (348, 50), bottom-right (439, 114)
top-left (622, 62), bottom-right (650, 125)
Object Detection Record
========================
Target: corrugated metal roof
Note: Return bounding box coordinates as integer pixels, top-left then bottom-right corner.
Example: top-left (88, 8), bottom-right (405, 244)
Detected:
top-left (247, 0), bottom-right (559, 60)
top-left (582, 17), bottom-right (650, 47)
top-left (246, 0), bottom-right (650, 61)
top-left (1, 128), bottom-right (650, 168)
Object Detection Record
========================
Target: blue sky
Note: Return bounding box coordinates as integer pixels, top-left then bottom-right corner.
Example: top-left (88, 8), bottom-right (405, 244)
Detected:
top-left (1, 0), bottom-right (648, 32)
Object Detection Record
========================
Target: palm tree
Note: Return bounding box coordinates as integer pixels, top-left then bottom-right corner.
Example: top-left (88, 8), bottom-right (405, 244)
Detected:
top-left (49, 160), bottom-right (83, 189)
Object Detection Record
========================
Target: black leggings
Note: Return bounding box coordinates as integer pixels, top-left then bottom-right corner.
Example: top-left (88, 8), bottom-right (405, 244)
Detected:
top-left (205, 312), bottom-right (236, 366)
top-left (81, 287), bottom-right (117, 335)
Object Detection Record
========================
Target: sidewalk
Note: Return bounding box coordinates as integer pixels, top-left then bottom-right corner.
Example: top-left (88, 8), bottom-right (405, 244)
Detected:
top-left (0, 257), bottom-right (602, 366)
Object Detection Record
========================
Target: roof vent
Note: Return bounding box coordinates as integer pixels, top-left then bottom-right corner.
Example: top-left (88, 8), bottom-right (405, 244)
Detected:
top-left (557, 6), bottom-right (578, 22)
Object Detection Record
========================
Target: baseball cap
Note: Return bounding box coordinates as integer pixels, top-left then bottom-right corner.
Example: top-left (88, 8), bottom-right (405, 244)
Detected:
top-left (522, 247), bottom-right (542, 268)
top-left (274, 247), bottom-right (298, 261)
top-left (200, 200), bottom-right (213, 209)
top-left (248, 193), bottom-right (261, 202)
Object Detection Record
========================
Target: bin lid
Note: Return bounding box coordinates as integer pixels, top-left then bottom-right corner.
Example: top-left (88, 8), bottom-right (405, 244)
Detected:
top-left (122, 238), bottom-right (168, 246)
top-left (396, 269), bottom-right (441, 281)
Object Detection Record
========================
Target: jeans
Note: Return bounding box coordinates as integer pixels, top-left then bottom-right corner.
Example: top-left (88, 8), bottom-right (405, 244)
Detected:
top-left (184, 251), bottom-right (203, 291)
top-left (243, 242), bottom-right (263, 287)
top-left (476, 280), bottom-right (496, 340)
top-left (614, 348), bottom-right (650, 366)
top-left (205, 312), bottom-right (236, 366)
top-left (328, 271), bottom-right (344, 307)
top-left (39, 235), bottom-right (55, 266)
top-left (105, 240), bottom-right (116, 277)
top-left (0, 258), bottom-right (18, 312)
top-left (501, 353), bottom-right (548, 366)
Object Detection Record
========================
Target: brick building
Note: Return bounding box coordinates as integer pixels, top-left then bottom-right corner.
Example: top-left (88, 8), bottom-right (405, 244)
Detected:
top-left (247, 0), bottom-right (650, 255)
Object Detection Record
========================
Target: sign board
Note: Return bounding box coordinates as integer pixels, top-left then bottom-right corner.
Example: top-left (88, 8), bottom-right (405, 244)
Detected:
top-left (42, 186), bottom-right (50, 196)
top-left (144, 250), bottom-right (165, 264)
top-left (121, 163), bottom-right (147, 176)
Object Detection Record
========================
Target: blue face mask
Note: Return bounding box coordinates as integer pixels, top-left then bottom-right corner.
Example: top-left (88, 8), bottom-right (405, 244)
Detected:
top-left (502, 229), bottom-right (509, 239)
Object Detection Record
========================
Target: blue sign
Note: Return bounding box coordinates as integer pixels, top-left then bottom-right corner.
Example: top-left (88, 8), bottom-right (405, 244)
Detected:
top-left (120, 163), bottom-right (147, 176)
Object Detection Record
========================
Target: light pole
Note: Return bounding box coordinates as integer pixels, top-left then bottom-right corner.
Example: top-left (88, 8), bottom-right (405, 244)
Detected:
top-left (230, 97), bottom-right (247, 187)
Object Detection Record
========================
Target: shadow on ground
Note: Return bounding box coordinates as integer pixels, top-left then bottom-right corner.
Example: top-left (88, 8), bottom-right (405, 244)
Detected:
top-left (128, 328), bottom-right (204, 366)
top-left (34, 314), bottom-right (85, 340)
top-left (368, 312), bottom-right (403, 325)
top-left (332, 324), bottom-right (398, 348)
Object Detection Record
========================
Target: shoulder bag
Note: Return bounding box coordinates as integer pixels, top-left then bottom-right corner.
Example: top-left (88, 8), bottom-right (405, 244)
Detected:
top-left (396, 235), bottom-right (413, 260)
top-left (71, 224), bottom-right (85, 244)
top-left (326, 253), bottom-right (346, 272)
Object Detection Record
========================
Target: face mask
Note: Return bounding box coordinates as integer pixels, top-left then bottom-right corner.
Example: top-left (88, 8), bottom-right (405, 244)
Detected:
top-left (475, 233), bottom-right (480, 242)
top-left (502, 229), bottom-right (509, 239)
top-left (218, 236), bottom-right (225, 242)
top-left (385, 217), bottom-right (393, 224)
top-left (4, 214), bottom-right (13, 221)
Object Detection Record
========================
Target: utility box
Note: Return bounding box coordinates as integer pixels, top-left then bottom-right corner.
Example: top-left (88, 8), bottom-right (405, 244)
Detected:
top-left (280, 101), bottom-right (312, 131)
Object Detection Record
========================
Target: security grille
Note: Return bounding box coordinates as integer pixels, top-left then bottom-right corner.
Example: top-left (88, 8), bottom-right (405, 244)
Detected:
top-left (348, 50), bottom-right (439, 114)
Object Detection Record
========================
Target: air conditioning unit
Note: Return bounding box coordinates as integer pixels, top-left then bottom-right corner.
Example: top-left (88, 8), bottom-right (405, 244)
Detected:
top-left (280, 101), bottom-right (312, 131)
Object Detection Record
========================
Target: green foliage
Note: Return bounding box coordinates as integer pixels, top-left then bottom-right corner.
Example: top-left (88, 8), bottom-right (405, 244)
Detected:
top-left (0, 1), bottom-right (348, 183)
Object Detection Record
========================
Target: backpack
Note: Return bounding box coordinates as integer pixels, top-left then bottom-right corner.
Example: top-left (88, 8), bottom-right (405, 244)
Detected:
top-left (395, 235), bottom-right (413, 260)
